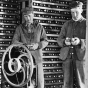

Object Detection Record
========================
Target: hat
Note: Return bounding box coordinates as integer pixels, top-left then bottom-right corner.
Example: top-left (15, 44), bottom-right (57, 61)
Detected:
top-left (69, 1), bottom-right (83, 9)
top-left (21, 7), bottom-right (33, 15)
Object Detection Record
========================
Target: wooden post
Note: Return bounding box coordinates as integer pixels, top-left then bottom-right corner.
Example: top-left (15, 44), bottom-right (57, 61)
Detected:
top-left (84, 0), bottom-right (88, 88)
top-left (29, 0), bottom-right (32, 7)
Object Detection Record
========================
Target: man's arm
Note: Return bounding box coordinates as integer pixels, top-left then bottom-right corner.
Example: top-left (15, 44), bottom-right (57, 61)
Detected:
top-left (38, 25), bottom-right (48, 49)
top-left (57, 22), bottom-right (67, 47)
top-left (12, 26), bottom-right (21, 44)
top-left (80, 39), bottom-right (86, 50)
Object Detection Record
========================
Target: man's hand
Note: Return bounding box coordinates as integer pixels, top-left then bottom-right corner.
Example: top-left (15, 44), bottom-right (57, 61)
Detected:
top-left (65, 37), bottom-right (71, 46)
top-left (71, 37), bottom-right (80, 45)
top-left (27, 43), bottom-right (39, 50)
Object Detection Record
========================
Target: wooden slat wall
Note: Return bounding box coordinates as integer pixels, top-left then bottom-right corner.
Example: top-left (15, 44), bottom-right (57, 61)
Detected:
top-left (0, 0), bottom-right (20, 87)
top-left (1, 0), bottom-right (87, 88)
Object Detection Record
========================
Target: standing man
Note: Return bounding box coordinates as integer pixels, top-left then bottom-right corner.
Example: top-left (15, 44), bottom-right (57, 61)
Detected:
top-left (57, 1), bottom-right (86, 88)
top-left (12, 7), bottom-right (48, 88)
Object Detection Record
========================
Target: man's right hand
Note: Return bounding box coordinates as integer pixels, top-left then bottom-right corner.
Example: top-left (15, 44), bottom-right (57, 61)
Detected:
top-left (27, 43), bottom-right (39, 50)
top-left (65, 37), bottom-right (71, 46)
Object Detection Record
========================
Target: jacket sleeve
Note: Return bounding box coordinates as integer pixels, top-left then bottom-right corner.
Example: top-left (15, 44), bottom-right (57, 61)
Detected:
top-left (57, 22), bottom-right (67, 47)
top-left (12, 26), bottom-right (21, 44)
top-left (76, 39), bottom-right (86, 61)
top-left (80, 39), bottom-right (86, 50)
top-left (38, 25), bottom-right (48, 49)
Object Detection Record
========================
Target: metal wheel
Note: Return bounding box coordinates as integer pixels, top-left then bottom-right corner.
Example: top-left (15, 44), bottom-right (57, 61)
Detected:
top-left (2, 44), bottom-right (34, 87)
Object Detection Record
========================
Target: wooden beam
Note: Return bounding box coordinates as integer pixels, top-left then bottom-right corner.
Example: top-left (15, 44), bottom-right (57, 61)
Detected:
top-left (29, 0), bottom-right (32, 7)
top-left (18, 0), bottom-right (29, 2)
top-left (84, 0), bottom-right (88, 88)
top-left (22, 2), bottom-right (25, 8)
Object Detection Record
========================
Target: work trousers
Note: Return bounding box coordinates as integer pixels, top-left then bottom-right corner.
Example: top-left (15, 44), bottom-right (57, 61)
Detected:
top-left (62, 58), bottom-right (85, 88)
top-left (37, 63), bottom-right (44, 88)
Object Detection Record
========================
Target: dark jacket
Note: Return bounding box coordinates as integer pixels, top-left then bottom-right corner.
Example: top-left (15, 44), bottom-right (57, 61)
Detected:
top-left (12, 21), bottom-right (48, 64)
top-left (57, 17), bottom-right (86, 61)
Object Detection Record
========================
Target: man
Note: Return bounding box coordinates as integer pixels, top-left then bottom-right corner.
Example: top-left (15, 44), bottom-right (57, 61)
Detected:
top-left (57, 1), bottom-right (86, 88)
top-left (12, 7), bottom-right (48, 88)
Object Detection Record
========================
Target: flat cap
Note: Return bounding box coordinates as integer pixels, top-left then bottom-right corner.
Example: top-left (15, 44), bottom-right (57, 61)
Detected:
top-left (21, 7), bottom-right (33, 14)
top-left (69, 1), bottom-right (83, 9)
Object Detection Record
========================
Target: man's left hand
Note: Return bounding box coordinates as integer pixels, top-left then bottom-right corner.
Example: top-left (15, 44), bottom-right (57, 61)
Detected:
top-left (71, 37), bottom-right (80, 45)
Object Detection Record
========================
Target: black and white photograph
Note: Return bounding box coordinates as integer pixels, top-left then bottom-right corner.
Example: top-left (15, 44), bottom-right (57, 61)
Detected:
top-left (0, 0), bottom-right (88, 88)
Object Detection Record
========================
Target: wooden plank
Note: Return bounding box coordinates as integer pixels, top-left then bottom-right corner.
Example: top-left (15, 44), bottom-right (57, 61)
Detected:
top-left (84, 0), bottom-right (88, 88)
top-left (18, 0), bottom-right (29, 2)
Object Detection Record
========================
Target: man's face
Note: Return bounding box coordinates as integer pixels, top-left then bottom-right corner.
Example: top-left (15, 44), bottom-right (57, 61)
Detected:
top-left (23, 13), bottom-right (34, 23)
top-left (71, 7), bottom-right (83, 21)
